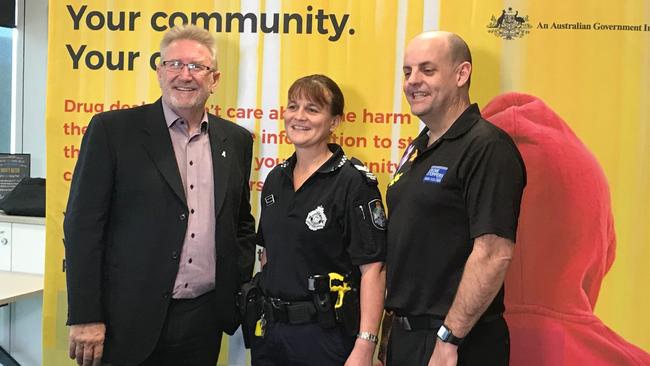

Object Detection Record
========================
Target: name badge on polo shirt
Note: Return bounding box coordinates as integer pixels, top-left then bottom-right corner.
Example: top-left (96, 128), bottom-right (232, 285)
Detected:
top-left (423, 165), bottom-right (448, 184)
top-left (264, 194), bottom-right (275, 206)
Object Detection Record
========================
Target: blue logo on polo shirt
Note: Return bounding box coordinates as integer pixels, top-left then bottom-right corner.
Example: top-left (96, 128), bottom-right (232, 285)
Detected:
top-left (423, 165), bottom-right (448, 184)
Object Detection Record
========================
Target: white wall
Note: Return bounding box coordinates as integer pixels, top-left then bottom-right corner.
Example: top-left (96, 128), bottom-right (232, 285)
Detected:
top-left (14, 0), bottom-right (47, 178)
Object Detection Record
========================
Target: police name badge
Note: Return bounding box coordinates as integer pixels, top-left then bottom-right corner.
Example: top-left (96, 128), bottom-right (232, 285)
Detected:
top-left (368, 199), bottom-right (387, 230)
top-left (264, 194), bottom-right (275, 206)
top-left (306, 205), bottom-right (327, 231)
top-left (423, 165), bottom-right (448, 184)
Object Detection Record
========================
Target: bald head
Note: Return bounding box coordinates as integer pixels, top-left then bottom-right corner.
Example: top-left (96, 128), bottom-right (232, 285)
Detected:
top-left (402, 31), bottom-right (473, 124)
top-left (412, 31), bottom-right (472, 70)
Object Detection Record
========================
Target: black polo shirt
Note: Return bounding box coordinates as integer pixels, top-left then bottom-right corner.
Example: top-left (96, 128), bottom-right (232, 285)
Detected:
top-left (258, 144), bottom-right (387, 301)
top-left (385, 104), bottom-right (526, 318)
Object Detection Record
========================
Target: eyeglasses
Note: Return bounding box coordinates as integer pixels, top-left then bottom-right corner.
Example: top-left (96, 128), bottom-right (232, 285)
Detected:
top-left (160, 60), bottom-right (214, 74)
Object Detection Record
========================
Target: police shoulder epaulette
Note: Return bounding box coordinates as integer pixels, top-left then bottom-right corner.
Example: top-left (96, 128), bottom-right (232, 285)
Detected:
top-left (349, 157), bottom-right (377, 184)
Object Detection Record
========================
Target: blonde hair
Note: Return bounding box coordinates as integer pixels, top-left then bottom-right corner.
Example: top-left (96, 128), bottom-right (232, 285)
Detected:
top-left (160, 24), bottom-right (218, 69)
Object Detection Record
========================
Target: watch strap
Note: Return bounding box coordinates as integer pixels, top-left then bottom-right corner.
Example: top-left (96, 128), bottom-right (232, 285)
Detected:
top-left (357, 331), bottom-right (379, 344)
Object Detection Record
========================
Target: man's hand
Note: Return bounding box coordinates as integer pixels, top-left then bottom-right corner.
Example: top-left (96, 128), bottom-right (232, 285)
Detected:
top-left (427, 339), bottom-right (458, 366)
top-left (68, 322), bottom-right (106, 366)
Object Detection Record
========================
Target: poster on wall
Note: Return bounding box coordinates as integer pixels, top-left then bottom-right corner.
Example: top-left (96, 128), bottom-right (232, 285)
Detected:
top-left (44, 1), bottom-right (431, 364)
top-left (0, 153), bottom-right (30, 201)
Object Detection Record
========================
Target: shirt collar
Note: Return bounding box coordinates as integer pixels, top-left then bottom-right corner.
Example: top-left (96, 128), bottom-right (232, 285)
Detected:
top-left (281, 144), bottom-right (348, 175)
top-left (317, 144), bottom-right (347, 173)
top-left (162, 99), bottom-right (209, 132)
top-left (413, 103), bottom-right (481, 148)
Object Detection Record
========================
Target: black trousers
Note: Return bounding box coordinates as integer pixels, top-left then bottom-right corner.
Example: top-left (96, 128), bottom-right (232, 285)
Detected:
top-left (387, 316), bottom-right (510, 366)
top-left (251, 322), bottom-right (356, 366)
top-left (110, 290), bottom-right (223, 366)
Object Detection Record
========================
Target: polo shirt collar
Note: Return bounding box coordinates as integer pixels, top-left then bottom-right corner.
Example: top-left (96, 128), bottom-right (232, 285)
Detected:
top-left (281, 144), bottom-right (347, 175)
top-left (415, 103), bottom-right (482, 145)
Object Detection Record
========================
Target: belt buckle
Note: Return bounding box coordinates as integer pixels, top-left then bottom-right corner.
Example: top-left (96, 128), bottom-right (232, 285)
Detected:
top-left (270, 297), bottom-right (288, 309)
top-left (396, 316), bottom-right (412, 331)
top-left (269, 297), bottom-right (289, 323)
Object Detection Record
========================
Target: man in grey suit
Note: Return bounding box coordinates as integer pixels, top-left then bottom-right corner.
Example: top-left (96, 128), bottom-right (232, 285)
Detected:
top-left (64, 24), bottom-right (256, 366)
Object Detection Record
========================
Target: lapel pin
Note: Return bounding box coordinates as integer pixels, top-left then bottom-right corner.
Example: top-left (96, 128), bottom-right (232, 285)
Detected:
top-left (222, 151), bottom-right (227, 157)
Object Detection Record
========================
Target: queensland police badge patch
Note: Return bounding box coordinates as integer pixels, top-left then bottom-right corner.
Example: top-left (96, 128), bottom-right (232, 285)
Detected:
top-left (306, 205), bottom-right (327, 231)
top-left (368, 199), bottom-right (387, 230)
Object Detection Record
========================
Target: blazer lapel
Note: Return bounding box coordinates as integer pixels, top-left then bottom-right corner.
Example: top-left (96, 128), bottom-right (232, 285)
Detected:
top-left (208, 116), bottom-right (231, 221)
top-left (141, 99), bottom-right (187, 207)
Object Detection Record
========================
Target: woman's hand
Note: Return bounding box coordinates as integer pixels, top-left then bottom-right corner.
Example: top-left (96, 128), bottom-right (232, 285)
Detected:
top-left (345, 337), bottom-right (376, 366)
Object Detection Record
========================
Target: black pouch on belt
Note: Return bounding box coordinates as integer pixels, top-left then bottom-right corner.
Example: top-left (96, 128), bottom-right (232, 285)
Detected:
top-left (336, 286), bottom-right (360, 336)
top-left (309, 274), bottom-right (337, 328)
top-left (237, 273), bottom-right (262, 348)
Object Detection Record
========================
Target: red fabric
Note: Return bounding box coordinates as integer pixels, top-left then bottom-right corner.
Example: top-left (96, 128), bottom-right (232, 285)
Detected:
top-left (482, 93), bottom-right (650, 366)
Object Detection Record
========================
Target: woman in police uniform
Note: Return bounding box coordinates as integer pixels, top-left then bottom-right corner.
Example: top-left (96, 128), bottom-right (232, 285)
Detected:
top-left (252, 74), bottom-right (387, 365)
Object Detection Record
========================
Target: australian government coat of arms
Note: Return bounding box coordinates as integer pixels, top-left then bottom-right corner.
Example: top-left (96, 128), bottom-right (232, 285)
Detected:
top-left (487, 7), bottom-right (532, 40)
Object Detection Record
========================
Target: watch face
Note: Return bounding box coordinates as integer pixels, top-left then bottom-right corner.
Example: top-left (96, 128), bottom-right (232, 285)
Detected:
top-left (437, 324), bottom-right (463, 345)
top-left (437, 325), bottom-right (451, 340)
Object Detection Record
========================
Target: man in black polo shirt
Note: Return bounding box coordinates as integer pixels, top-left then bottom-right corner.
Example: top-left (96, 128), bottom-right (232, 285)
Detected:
top-left (382, 31), bottom-right (526, 366)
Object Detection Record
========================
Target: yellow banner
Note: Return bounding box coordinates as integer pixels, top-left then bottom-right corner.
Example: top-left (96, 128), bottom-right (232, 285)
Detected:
top-left (438, 0), bottom-right (650, 355)
top-left (44, 1), bottom-right (429, 364)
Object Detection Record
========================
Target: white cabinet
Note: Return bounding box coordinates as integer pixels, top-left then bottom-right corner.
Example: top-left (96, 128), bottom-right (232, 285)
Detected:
top-left (11, 223), bottom-right (46, 274)
top-left (0, 218), bottom-right (45, 275)
top-left (0, 222), bottom-right (11, 271)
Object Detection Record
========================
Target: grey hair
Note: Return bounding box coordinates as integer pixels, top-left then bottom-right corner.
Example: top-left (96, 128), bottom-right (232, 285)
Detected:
top-left (160, 24), bottom-right (218, 70)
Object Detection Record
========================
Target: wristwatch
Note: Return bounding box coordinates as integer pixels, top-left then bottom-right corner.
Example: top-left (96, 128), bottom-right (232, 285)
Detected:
top-left (436, 324), bottom-right (463, 345)
top-left (356, 331), bottom-right (379, 344)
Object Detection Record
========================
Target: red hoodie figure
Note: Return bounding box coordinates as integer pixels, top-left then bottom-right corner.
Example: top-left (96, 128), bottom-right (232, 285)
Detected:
top-left (483, 92), bottom-right (650, 366)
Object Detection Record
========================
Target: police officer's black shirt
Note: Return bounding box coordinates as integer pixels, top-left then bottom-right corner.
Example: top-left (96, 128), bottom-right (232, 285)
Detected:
top-left (385, 104), bottom-right (526, 319)
top-left (258, 144), bottom-right (387, 301)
